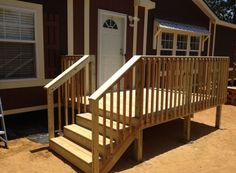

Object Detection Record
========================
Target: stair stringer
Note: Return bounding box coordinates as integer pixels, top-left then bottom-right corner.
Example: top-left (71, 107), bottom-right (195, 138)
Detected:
top-left (100, 132), bottom-right (136, 173)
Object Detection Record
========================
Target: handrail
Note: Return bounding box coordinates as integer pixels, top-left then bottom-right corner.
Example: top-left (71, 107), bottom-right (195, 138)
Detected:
top-left (89, 55), bottom-right (141, 101)
top-left (45, 54), bottom-right (96, 139)
top-left (44, 55), bottom-right (91, 92)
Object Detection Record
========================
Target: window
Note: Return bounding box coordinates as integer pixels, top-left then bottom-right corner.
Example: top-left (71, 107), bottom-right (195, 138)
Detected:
top-left (161, 32), bottom-right (173, 55)
top-left (0, 6), bottom-right (36, 80)
top-left (159, 32), bottom-right (201, 56)
top-left (190, 36), bottom-right (200, 56)
top-left (103, 19), bottom-right (118, 29)
top-left (176, 34), bottom-right (187, 56)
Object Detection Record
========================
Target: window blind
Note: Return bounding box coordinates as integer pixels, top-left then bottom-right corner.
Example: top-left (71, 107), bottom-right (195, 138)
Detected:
top-left (0, 7), bottom-right (35, 41)
top-left (0, 6), bottom-right (36, 80)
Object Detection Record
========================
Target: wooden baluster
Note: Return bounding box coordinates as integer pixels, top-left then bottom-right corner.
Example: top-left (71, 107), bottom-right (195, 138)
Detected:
top-left (77, 73), bottom-right (81, 114)
top-left (183, 58), bottom-right (187, 116)
top-left (58, 87), bottom-right (62, 134)
top-left (212, 58), bottom-right (217, 106)
top-left (117, 81), bottom-right (120, 140)
top-left (123, 77), bottom-right (127, 139)
top-left (84, 67), bottom-right (87, 112)
top-left (155, 58), bottom-right (161, 123)
top-left (89, 56), bottom-right (96, 94)
top-left (110, 88), bottom-right (114, 154)
top-left (169, 58), bottom-right (173, 119)
top-left (203, 58), bottom-right (207, 109)
top-left (160, 58), bottom-right (165, 122)
top-left (80, 69), bottom-right (84, 111)
top-left (192, 59), bottom-right (197, 113)
top-left (145, 58), bottom-right (151, 124)
top-left (174, 58), bottom-right (178, 118)
top-left (65, 80), bottom-right (69, 125)
top-left (185, 58), bottom-right (190, 115)
top-left (178, 58), bottom-right (183, 117)
top-left (103, 95), bottom-right (107, 157)
top-left (150, 58), bottom-right (155, 124)
top-left (71, 76), bottom-right (75, 124)
top-left (129, 68), bottom-right (133, 133)
top-left (198, 58), bottom-right (201, 110)
top-left (189, 58), bottom-right (194, 114)
top-left (165, 58), bottom-right (170, 120)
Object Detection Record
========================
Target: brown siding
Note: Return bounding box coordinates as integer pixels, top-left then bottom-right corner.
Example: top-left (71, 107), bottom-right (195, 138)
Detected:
top-left (215, 25), bottom-right (236, 65)
top-left (155, 0), bottom-right (209, 27)
top-left (0, 87), bottom-right (46, 110)
top-left (147, 9), bottom-right (156, 55)
top-left (74, 0), bottom-right (84, 54)
top-left (137, 7), bottom-right (145, 55)
top-left (21, 0), bottom-right (68, 77)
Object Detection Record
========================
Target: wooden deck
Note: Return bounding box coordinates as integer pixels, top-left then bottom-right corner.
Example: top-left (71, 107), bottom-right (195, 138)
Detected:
top-left (45, 55), bottom-right (229, 173)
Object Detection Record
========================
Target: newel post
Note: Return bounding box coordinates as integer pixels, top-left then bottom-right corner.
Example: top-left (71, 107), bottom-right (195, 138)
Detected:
top-left (89, 99), bottom-right (99, 173)
top-left (134, 59), bottom-right (144, 162)
top-left (47, 90), bottom-right (55, 139)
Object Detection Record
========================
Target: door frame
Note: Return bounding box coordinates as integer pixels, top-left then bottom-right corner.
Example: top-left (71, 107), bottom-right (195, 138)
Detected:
top-left (97, 9), bottom-right (127, 86)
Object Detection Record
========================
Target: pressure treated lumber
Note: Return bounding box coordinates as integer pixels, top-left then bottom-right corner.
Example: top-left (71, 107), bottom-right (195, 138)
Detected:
top-left (50, 136), bottom-right (93, 173)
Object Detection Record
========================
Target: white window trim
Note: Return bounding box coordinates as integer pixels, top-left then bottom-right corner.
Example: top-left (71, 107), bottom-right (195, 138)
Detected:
top-left (157, 29), bottom-right (204, 56)
top-left (0, 0), bottom-right (46, 89)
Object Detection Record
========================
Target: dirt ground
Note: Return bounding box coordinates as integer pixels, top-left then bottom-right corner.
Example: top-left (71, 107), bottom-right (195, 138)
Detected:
top-left (1, 104), bottom-right (236, 173)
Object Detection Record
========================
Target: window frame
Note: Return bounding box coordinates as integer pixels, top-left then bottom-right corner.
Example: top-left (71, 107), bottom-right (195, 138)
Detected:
top-left (0, 0), bottom-right (46, 89)
top-left (157, 29), bottom-right (202, 56)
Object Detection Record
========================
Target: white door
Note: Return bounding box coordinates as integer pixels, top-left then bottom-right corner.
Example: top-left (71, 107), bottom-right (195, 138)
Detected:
top-left (98, 10), bottom-right (126, 86)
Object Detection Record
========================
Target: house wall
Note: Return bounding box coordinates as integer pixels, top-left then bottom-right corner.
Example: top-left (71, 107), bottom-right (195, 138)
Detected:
top-left (0, 0), bottom-right (67, 113)
top-left (147, 0), bottom-right (210, 55)
top-left (214, 25), bottom-right (236, 66)
top-left (154, 0), bottom-right (209, 27)
top-left (22, 0), bottom-right (68, 76)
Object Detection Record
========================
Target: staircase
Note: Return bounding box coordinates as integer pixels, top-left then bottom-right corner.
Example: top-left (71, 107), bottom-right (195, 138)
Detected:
top-left (44, 55), bottom-right (139, 173)
top-left (50, 112), bottom-right (134, 173)
top-left (44, 55), bottom-right (229, 173)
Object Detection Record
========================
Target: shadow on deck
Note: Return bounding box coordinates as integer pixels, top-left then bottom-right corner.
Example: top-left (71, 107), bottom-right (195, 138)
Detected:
top-left (111, 119), bottom-right (216, 172)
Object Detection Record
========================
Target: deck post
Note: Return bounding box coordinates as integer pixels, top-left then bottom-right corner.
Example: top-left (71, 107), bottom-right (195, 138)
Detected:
top-left (134, 60), bottom-right (144, 162)
top-left (89, 99), bottom-right (99, 173)
top-left (134, 129), bottom-right (143, 162)
top-left (215, 105), bottom-right (222, 129)
top-left (47, 90), bottom-right (55, 139)
top-left (183, 114), bottom-right (191, 142)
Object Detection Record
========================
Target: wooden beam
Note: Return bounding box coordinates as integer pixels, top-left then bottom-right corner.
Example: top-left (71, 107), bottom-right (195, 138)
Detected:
top-left (183, 115), bottom-right (191, 142)
top-left (134, 129), bottom-right (143, 162)
top-left (215, 105), bottom-right (222, 129)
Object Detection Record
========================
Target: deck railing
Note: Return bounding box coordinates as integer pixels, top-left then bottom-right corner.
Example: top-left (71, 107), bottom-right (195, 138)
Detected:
top-left (44, 55), bottom-right (96, 139)
top-left (89, 55), bottom-right (229, 171)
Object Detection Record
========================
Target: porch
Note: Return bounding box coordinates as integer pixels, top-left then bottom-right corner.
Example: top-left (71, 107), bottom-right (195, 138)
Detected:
top-left (44, 55), bottom-right (229, 173)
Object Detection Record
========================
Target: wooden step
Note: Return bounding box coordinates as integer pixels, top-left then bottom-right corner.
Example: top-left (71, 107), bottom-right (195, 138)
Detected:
top-left (64, 124), bottom-right (111, 155)
top-left (50, 136), bottom-right (92, 173)
top-left (76, 113), bottom-right (129, 140)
